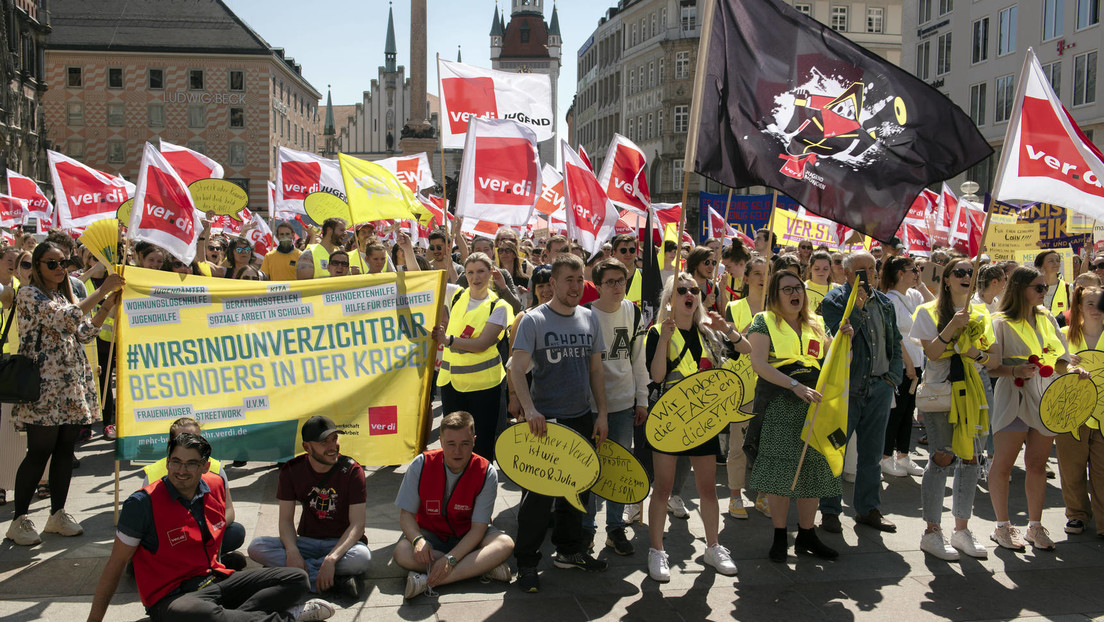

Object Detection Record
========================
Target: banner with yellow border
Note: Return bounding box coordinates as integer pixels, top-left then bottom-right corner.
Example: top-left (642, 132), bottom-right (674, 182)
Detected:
top-left (115, 268), bottom-right (444, 465)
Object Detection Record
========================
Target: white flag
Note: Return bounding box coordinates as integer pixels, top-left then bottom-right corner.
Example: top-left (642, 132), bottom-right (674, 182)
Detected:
top-left (274, 146), bottom-right (344, 218)
top-left (375, 153), bottom-right (436, 193)
top-left (597, 134), bottom-right (651, 214)
top-left (130, 143), bottom-right (201, 264)
top-left (159, 139), bottom-right (225, 185)
top-left (437, 58), bottom-right (554, 149)
top-left (47, 150), bottom-right (135, 229)
top-left (561, 141), bottom-right (618, 259)
top-left (456, 118), bottom-right (540, 227)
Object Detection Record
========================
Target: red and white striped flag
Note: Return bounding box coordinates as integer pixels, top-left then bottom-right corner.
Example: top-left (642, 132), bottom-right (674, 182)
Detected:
top-left (455, 118), bottom-right (540, 227)
top-left (129, 143), bottom-right (201, 264)
top-left (0, 194), bottom-right (27, 228)
top-left (159, 139), bottom-right (225, 185)
top-left (6, 169), bottom-right (52, 225)
top-left (598, 134), bottom-right (651, 214)
top-left (47, 150), bottom-right (135, 229)
top-left (561, 141), bottom-right (618, 258)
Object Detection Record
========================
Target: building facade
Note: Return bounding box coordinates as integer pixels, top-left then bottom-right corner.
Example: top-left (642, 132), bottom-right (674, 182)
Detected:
top-left (0, 0), bottom-right (50, 190)
top-left (902, 0), bottom-right (1102, 194)
top-left (42, 0), bottom-right (321, 216)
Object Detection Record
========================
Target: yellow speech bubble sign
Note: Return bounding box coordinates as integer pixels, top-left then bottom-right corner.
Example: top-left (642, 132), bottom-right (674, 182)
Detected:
top-left (646, 368), bottom-right (749, 453)
top-left (116, 198), bottom-right (134, 225)
top-left (1076, 349), bottom-right (1104, 426)
top-left (188, 179), bottom-right (249, 221)
top-left (591, 439), bottom-right (649, 504)
top-left (304, 191), bottom-right (352, 227)
top-left (1040, 373), bottom-right (1098, 440)
top-left (494, 422), bottom-right (600, 512)
top-left (723, 354), bottom-right (756, 413)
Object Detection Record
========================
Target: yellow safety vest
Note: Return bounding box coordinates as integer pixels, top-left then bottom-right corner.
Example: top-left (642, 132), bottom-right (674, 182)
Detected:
top-left (1000, 312), bottom-right (1064, 368)
top-left (759, 311), bottom-right (823, 369)
top-left (626, 268), bottom-right (642, 305)
top-left (914, 302), bottom-right (994, 358)
top-left (437, 288), bottom-right (512, 392)
top-left (309, 244), bottom-right (368, 279)
top-left (649, 324), bottom-right (717, 388)
top-left (143, 456), bottom-right (224, 483)
top-left (726, 298), bottom-right (756, 332)
top-left (1063, 326), bottom-right (1100, 430)
top-left (1049, 279), bottom-right (1071, 314)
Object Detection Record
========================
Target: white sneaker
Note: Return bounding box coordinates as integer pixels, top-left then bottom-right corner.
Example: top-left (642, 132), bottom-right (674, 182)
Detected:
top-left (667, 495), bottom-right (689, 519)
top-left (623, 502), bottom-right (643, 524)
top-left (647, 547), bottom-right (670, 582)
top-left (843, 470), bottom-right (857, 483)
top-left (5, 515), bottom-right (41, 546)
top-left (43, 509), bottom-right (83, 537)
top-left (703, 543), bottom-right (738, 576)
top-left (482, 561), bottom-right (512, 583)
top-left (920, 529), bottom-right (960, 561)
top-left (896, 456), bottom-right (925, 476)
top-left (404, 571), bottom-right (428, 599)
top-left (880, 457), bottom-right (907, 477)
top-left (950, 528), bottom-right (988, 559)
top-left (292, 597), bottom-right (336, 621)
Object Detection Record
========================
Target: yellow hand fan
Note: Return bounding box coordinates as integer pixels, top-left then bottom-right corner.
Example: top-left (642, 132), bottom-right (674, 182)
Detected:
top-left (79, 218), bottom-right (121, 268)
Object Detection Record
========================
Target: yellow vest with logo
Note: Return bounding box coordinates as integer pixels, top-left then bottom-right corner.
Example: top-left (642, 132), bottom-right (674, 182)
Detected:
top-left (1049, 279), bottom-right (1071, 314)
top-left (759, 311), bottom-right (823, 369)
top-left (1062, 326), bottom-right (1100, 430)
top-left (1000, 311), bottom-right (1064, 368)
top-left (309, 244), bottom-right (368, 279)
top-left (143, 456), bottom-right (224, 483)
top-left (437, 288), bottom-right (513, 392)
top-left (650, 324), bottom-right (717, 388)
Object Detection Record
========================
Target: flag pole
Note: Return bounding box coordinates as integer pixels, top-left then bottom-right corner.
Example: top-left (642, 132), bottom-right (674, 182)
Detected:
top-left (436, 53), bottom-right (449, 247)
top-left (110, 235), bottom-right (131, 525)
top-left (762, 189), bottom-right (778, 303)
top-left (712, 188), bottom-right (733, 280)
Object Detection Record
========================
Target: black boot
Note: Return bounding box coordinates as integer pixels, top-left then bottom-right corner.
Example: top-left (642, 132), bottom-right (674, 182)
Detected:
top-left (769, 527), bottom-right (788, 562)
top-left (795, 527), bottom-right (838, 559)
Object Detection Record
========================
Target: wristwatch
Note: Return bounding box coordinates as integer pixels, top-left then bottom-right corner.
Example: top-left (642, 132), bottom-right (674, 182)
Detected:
top-left (445, 554), bottom-right (458, 566)
top-left (790, 379), bottom-right (799, 389)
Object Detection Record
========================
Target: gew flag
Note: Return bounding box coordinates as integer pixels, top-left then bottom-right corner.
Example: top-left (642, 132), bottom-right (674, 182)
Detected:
top-left (692, 0), bottom-right (992, 243)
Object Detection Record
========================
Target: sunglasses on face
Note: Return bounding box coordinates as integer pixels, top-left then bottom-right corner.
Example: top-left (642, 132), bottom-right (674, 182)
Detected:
top-left (39, 259), bottom-right (64, 270)
top-left (329, 260), bottom-right (349, 268)
top-left (171, 260), bottom-right (185, 269)
top-left (1031, 284), bottom-right (1048, 293)
top-left (234, 247), bottom-right (251, 254)
top-left (208, 246), bottom-right (223, 252)
top-left (799, 245), bottom-right (812, 250)
top-left (19, 261), bottom-right (31, 269)
top-left (951, 268), bottom-right (973, 278)
top-left (430, 245), bottom-right (444, 251)
top-left (701, 259), bottom-right (715, 266)
top-left (241, 275), bottom-right (260, 280)
top-left (780, 284), bottom-right (805, 296)
top-left (676, 286), bottom-right (701, 296)
top-left (908, 267), bottom-right (920, 273)
top-left (832, 259), bottom-right (843, 265)
top-left (617, 247), bottom-right (638, 255)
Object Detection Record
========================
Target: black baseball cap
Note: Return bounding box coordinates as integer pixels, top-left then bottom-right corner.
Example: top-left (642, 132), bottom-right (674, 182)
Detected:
top-left (301, 416), bottom-right (344, 443)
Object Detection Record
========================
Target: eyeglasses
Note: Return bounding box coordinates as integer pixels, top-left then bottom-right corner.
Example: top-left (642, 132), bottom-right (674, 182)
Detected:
top-left (617, 247), bottom-right (638, 255)
top-left (234, 247), bottom-right (251, 254)
top-left (780, 284), bottom-right (806, 296)
top-left (676, 286), bottom-right (701, 296)
top-left (909, 267), bottom-right (920, 273)
top-left (799, 245), bottom-right (812, 250)
top-left (602, 278), bottom-right (627, 287)
top-left (329, 260), bottom-right (349, 268)
top-left (167, 459), bottom-right (205, 472)
top-left (208, 246), bottom-right (224, 253)
top-left (681, 246), bottom-right (692, 252)
top-left (1031, 284), bottom-right (1048, 293)
top-left (832, 259), bottom-right (843, 265)
top-left (241, 275), bottom-right (260, 280)
top-left (497, 247), bottom-right (515, 254)
top-left (39, 259), bottom-right (64, 270)
top-left (18, 261), bottom-right (31, 269)
top-left (701, 259), bottom-right (715, 266)
top-left (951, 268), bottom-right (973, 278)
top-left (429, 245), bottom-right (444, 251)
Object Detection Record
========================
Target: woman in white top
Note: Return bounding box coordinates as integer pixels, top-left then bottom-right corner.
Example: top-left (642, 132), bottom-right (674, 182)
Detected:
top-left (880, 256), bottom-right (925, 477)
top-left (974, 265), bottom-right (1007, 314)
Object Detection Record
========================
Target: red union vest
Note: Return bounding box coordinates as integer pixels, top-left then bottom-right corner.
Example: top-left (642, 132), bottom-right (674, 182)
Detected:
top-left (133, 473), bottom-right (231, 607)
top-left (415, 449), bottom-right (489, 541)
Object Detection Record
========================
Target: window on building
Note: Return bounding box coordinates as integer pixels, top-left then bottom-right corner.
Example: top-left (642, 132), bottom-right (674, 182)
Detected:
top-left (107, 103), bottom-right (125, 127)
top-left (229, 143), bottom-right (246, 167)
top-left (629, 70), bottom-right (635, 94)
top-left (107, 141), bottom-right (126, 164)
top-left (995, 74), bottom-right (1015, 122)
top-left (520, 22), bottom-right (530, 44)
top-left (225, 178), bottom-right (249, 195)
top-left (867, 7), bottom-right (884, 33)
top-left (230, 107), bottom-right (245, 128)
top-left (1078, 0), bottom-right (1100, 28)
top-left (831, 6), bottom-right (849, 31)
top-left (674, 105), bottom-right (689, 133)
top-left (1043, 60), bottom-right (1062, 97)
top-left (652, 14), bottom-right (657, 37)
top-left (229, 70), bottom-right (245, 91)
top-left (148, 68), bottom-right (163, 89)
top-left (67, 102), bottom-right (83, 125)
top-left (681, 3), bottom-right (696, 32)
top-left (939, 0), bottom-right (953, 15)
top-left (972, 18), bottom-right (989, 63)
top-left (969, 82), bottom-right (987, 125)
top-left (631, 24), bottom-right (637, 46)
top-left (187, 140), bottom-right (206, 155)
top-left (937, 33), bottom-right (952, 75)
top-left (108, 67), bottom-right (123, 89)
top-left (998, 6), bottom-right (1017, 56)
top-left (1074, 50), bottom-right (1098, 105)
top-left (189, 69), bottom-right (204, 90)
top-left (675, 51), bottom-right (690, 80)
top-left (148, 103), bottom-right (165, 127)
top-left (659, 58), bottom-right (665, 83)
top-left (67, 66), bottom-right (81, 87)
top-left (795, 3), bottom-right (812, 17)
top-left (916, 41), bottom-right (931, 80)
top-left (672, 159), bottom-right (684, 190)
top-left (658, 109), bottom-right (664, 133)
top-left (649, 61), bottom-right (655, 87)
top-left (628, 117), bottom-right (634, 141)
top-left (661, 7), bottom-right (667, 27)
top-left (188, 105), bottom-right (205, 128)
top-left (918, 0), bottom-right (932, 24)
top-left (1044, 0), bottom-right (1066, 40)
top-left (647, 113), bottom-right (654, 139)
top-left (67, 139), bottom-right (84, 158)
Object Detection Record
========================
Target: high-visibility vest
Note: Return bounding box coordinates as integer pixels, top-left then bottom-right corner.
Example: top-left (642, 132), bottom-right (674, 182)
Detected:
top-left (1000, 312), bottom-right (1064, 368)
top-left (913, 302), bottom-right (994, 358)
top-left (650, 324), bottom-right (717, 388)
top-left (309, 244), bottom-right (367, 278)
top-left (143, 456), bottom-right (224, 484)
top-left (437, 288), bottom-right (512, 392)
top-left (1049, 279), bottom-right (1071, 314)
top-left (759, 311), bottom-right (823, 369)
top-left (626, 268), bottom-right (642, 305)
top-left (726, 298), bottom-right (755, 332)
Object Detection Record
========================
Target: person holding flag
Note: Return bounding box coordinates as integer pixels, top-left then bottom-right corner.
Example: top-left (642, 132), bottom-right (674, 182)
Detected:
top-left (746, 270), bottom-right (846, 563)
top-left (909, 260), bottom-right (995, 561)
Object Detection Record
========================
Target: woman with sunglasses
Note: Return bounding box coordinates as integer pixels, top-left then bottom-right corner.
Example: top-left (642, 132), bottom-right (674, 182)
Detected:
top-left (987, 266), bottom-right (1090, 551)
top-left (829, 252), bottom-right (847, 286)
top-left (495, 241), bottom-right (531, 296)
top-left (644, 273), bottom-right (749, 582)
top-left (1056, 285), bottom-right (1104, 539)
top-left (803, 251), bottom-right (834, 315)
top-left (747, 269), bottom-right (842, 563)
top-left (685, 246), bottom-right (723, 314)
top-left (1035, 250), bottom-right (1071, 324)
top-left (908, 260), bottom-right (994, 560)
top-left (204, 235), bottom-right (227, 266)
top-left (5, 242), bottom-right (124, 546)
top-left (879, 256), bottom-right (925, 479)
top-left (212, 236), bottom-right (254, 279)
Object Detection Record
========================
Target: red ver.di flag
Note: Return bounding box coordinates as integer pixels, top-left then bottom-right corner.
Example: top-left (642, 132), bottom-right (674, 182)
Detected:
top-left (376, 153), bottom-right (436, 193)
top-left (992, 48), bottom-right (1104, 219)
top-left (246, 213), bottom-right (275, 259)
top-left (561, 141), bottom-right (618, 258)
top-left (47, 150), bottom-right (135, 229)
top-left (6, 168), bottom-right (52, 223)
top-left (129, 142), bottom-right (200, 264)
top-left (535, 164), bottom-right (565, 217)
top-left (159, 139), bottom-right (225, 185)
top-left (0, 194), bottom-right (26, 227)
top-left (456, 118), bottom-right (540, 227)
top-left (598, 133), bottom-right (651, 214)
top-left (275, 146), bottom-right (344, 218)
top-left (437, 58), bottom-right (554, 149)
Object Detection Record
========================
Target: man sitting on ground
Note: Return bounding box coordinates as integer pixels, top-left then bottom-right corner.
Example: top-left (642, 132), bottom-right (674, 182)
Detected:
top-left (393, 411), bottom-right (514, 598)
top-left (248, 416), bottom-right (371, 600)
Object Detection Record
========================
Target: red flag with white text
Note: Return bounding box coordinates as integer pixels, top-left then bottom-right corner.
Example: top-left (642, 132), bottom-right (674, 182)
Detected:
top-left (6, 169), bottom-right (52, 224)
top-left (705, 205), bottom-right (737, 240)
top-left (0, 194), bottom-right (26, 227)
top-left (159, 139), bottom-right (225, 185)
top-left (437, 58), bottom-right (554, 149)
top-left (456, 118), bottom-right (540, 227)
top-left (275, 146), bottom-right (344, 218)
top-left (245, 213), bottom-right (275, 260)
top-left (47, 150), bottom-right (135, 229)
top-left (129, 142), bottom-right (201, 264)
top-left (535, 165), bottom-right (565, 216)
top-left (561, 141), bottom-right (618, 258)
top-left (598, 134), bottom-right (651, 214)
top-left (376, 153), bottom-right (436, 193)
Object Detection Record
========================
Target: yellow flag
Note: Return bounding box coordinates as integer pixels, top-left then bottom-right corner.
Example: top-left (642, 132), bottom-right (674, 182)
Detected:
top-left (339, 153), bottom-right (432, 225)
top-left (658, 222), bottom-right (679, 268)
top-left (800, 276), bottom-right (859, 477)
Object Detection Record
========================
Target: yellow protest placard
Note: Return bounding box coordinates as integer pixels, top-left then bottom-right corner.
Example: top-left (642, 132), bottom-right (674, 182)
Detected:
top-left (188, 178), bottom-right (249, 221)
top-left (770, 208), bottom-right (837, 248)
top-left (987, 223), bottom-right (1040, 261)
top-left (591, 440), bottom-right (649, 505)
top-left (723, 354), bottom-right (756, 413)
top-left (1040, 373), bottom-right (1098, 440)
top-left (116, 268), bottom-right (444, 466)
top-left (494, 422), bottom-right (600, 511)
top-left (304, 191), bottom-right (353, 227)
top-left (117, 198), bottom-right (134, 225)
top-left (1074, 349), bottom-right (1104, 426)
top-left (646, 368), bottom-right (750, 453)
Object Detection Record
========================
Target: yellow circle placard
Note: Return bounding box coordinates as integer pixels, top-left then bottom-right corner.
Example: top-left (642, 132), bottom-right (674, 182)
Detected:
top-left (646, 368), bottom-right (748, 453)
top-left (1040, 373), bottom-right (1098, 440)
top-left (591, 439), bottom-right (649, 504)
top-left (1075, 349), bottom-right (1104, 426)
top-left (494, 422), bottom-right (600, 512)
top-left (188, 178), bottom-right (249, 220)
top-left (304, 191), bottom-right (352, 227)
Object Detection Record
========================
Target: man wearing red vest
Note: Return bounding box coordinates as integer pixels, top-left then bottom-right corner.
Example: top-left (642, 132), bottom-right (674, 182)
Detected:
top-left (393, 411), bottom-right (514, 599)
top-left (87, 433), bottom-right (336, 621)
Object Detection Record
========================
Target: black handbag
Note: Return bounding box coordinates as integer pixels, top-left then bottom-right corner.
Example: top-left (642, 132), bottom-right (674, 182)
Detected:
top-left (0, 305), bottom-right (41, 404)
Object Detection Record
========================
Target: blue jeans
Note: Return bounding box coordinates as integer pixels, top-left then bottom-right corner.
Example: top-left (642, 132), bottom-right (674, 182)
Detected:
top-left (919, 409), bottom-right (980, 524)
top-left (247, 535), bottom-right (372, 592)
top-left (585, 408), bottom-right (635, 533)
top-left (821, 379), bottom-right (893, 516)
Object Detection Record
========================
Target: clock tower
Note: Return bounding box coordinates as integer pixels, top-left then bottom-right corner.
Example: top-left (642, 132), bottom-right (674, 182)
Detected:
top-left (490, 1), bottom-right (561, 165)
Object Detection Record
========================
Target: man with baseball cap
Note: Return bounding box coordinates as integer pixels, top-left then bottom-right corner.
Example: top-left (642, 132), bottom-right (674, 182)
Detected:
top-left (248, 416), bottom-right (371, 601)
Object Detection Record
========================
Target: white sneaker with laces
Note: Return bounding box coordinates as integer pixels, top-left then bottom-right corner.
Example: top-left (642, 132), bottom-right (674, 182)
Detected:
top-left (667, 495), bottom-right (689, 519)
top-left (482, 561), bottom-right (512, 583)
top-left (647, 548), bottom-right (670, 582)
top-left (5, 515), bottom-right (41, 546)
top-left (880, 457), bottom-right (907, 477)
top-left (950, 528), bottom-right (988, 559)
top-left (896, 456), bottom-right (925, 476)
top-left (704, 543), bottom-right (738, 576)
top-left (43, 509), bottom-right (83, 537)
top-left (920, 529), bottom-right (960, 561)
top-left (292, 597), bottom-right (336, 621)
top-left (623, 502), bottom-right (643, 524)
top-left (404, 571), bottom-right (428, 599)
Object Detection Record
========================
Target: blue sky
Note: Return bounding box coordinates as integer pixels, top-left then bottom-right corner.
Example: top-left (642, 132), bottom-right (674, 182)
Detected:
top-left (224, 0), bottom-right (609, 137)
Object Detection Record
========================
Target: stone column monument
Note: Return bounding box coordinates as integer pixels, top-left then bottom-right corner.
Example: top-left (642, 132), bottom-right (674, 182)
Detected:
top-left (399, 0), bottom-right (439, 175)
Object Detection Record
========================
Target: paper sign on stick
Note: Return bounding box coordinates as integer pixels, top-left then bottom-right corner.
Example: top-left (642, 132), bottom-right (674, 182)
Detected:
top-left (1040, 373), bottom-right (1098, 440)
top-left (189, 179), bottom-right (249, 221)
top-left (646, 369), bottom-right (750, 453)
top-left (494, 422), bottom-right (600, 512)
top-left (986, 223), bottom-right (1041, 261)
top-left (304, 192), bottom-right (353, 227)
top-left (591, 440), bottom-right (649, 504)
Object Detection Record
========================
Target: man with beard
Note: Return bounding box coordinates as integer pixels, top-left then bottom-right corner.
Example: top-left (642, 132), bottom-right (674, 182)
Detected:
top-left (261, 221), bottom-right (302, 281)
top-left (248, 416), bottom-right (371, 600)
top-left (426, 229), bottom-right (461, 284)
top-left (295, 218), bottom-right (366, 279)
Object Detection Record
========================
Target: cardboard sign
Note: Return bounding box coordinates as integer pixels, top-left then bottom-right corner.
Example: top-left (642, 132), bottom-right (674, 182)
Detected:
top-left (1040, 373), bottom-right (1098, 440)
top-left (591, 439), bottom-right (649, 505)
top-left (304, 191), bottom-right (353, 227)
top-left (1074, 349), bottom-right (1104, 426)
top-left (646, 369), bottom-right (750, 453)
top-left (987, 222), bottom-right (1040, 261)
top-left (189, 179), bottom-right (249, 221)
top-left (494, 422), bottom-right (600, 511)
top-left (723, 354), bottom-right (756, 413)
